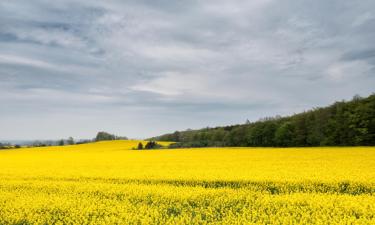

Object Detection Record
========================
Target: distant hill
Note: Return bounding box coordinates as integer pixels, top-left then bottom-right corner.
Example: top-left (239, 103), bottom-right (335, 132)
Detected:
top-left (151, 94), bottom-right (375, 147)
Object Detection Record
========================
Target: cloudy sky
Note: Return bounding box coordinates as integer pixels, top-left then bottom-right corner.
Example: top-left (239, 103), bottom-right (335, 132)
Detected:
top-left (1, 0), bottom-right (374, 140)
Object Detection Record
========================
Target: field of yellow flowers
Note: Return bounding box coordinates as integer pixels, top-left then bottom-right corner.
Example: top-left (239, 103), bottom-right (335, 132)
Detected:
top-left (0, 140), bottom-right (374, 224)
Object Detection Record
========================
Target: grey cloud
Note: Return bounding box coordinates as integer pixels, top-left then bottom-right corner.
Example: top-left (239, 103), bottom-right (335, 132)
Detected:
top-left (0, 0), bottom-right (374, 140)
top-left (341, 49), bottom-right (375, 63)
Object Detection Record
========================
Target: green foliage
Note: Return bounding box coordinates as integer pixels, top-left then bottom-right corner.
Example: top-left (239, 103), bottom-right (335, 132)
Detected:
top-left (95, 132), bottom-right (116, 141)
top-left (67, 137), bottom-right (75, 145)
top-left (0, 143), bottom-right (22, 149)
top-left (274, 122), bottom-right (295, 147)
top-left (153, 94), bottom-right (375, 147)
top-left (0, 142), bottom-right (10, 150)
top-left (144, 141), bottom-right (162, 149)
top-left (58, 139), bottom-right (65, 146)
top-left (95, 132), bottom-right (127, 142)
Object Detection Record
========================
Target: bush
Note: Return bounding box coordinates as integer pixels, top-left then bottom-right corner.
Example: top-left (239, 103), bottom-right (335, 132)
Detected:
top-left (144, 141), bottom-right (162, 149)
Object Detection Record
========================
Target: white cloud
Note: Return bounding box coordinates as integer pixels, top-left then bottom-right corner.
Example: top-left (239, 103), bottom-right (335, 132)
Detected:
top-left (326, 60), bottom-right (372, 81)
top-left (137, 45), bottom-right (216, 61)
top-left (0, 54), bottom-right (63, 71)
top-left (131, 71), bottom-right (208, 97)
top-left (0, 0), bottom-right (374, 139)
top-left (0, 54), bottom-right (99, 76)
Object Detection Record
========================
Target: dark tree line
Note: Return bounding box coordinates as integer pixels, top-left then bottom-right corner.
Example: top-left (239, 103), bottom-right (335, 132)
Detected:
top-left (152, 94), bottom-right (375, 147)
top-left (1, 132), bottom-right (128, 150)
top-left (137, 141), bottom-right (162, 150)
top-left (95, 131), bottom-right (128, 142)
top-left (0, 143), bottom-right (20, 150)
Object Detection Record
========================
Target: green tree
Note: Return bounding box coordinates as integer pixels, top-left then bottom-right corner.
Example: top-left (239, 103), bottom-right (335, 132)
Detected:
top-left (151, 94), bottom-right (375, 147)
top-left (145, 141), bottom-right (161, 149)
top-left (274, 122), bottom-right (295, 147)
top-left (58, 139), bottom-right (65, 146)
top-left (95, 132), bottom-right (116, 141)
top-left (67, 137), bottom-right (75, 145)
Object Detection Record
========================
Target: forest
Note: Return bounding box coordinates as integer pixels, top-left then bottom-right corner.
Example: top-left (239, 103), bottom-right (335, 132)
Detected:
top-left (153, 94), bottom-right (375, 147)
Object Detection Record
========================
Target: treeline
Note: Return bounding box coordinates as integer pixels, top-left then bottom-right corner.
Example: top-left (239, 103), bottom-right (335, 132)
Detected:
top-left (51, 132), bottom-right (128, 147)
top-left (0, 143), bottom-right (21, 150)
top-left (1, 132), bottom-right (128, 150)
top-left (152, 94), bottom-right (375, 147)
top-left (0, 138), bottom-right (91, 149)
top-left (95, 131), bottom-right (128, 142)
top-left (135, 141), bottom-right (163, 150)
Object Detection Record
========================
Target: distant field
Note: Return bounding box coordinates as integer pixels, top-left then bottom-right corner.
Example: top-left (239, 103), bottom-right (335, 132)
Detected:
top-left (0, 141), bottom-right (374, 224)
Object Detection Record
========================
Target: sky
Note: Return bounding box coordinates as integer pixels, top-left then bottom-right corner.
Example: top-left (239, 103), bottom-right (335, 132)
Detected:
top-left (1, 0), bottom-right (374, 140)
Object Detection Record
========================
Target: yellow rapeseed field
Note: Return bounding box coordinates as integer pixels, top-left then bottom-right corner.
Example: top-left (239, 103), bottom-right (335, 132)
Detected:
top-left (0, 140), bottom-right (374, 224)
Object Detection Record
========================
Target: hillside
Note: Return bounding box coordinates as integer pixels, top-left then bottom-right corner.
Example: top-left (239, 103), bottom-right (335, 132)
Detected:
top-left (152, 94), bottom-right (375, 147)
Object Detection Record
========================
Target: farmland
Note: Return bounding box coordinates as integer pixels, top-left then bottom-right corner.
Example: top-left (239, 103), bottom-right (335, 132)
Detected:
top-left (0, 141), bottom-right (374, 224)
